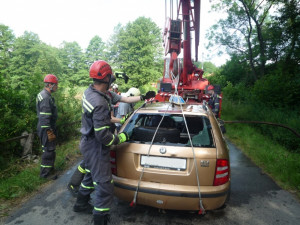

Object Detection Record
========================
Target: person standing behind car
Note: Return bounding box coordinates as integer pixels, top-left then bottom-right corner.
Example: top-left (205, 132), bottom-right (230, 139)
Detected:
top-left (110, 83), bottom-right (120, 117)
top-left (115, 87), bottom-right (140, 131)
top-left (207, 85), bottom-right (221, 118)
top-left (36, 74), bottom-right (58, 179)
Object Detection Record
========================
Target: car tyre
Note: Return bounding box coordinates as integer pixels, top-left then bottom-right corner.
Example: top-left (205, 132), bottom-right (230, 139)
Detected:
top-left (132, 126), bottom-right (180, 143)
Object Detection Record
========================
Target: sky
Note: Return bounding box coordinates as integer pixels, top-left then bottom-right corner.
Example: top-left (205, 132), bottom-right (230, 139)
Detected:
top-left (0, 0), bottom-right (229, 66)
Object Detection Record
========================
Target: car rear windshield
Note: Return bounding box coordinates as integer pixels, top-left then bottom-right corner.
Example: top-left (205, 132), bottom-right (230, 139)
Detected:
top-left (123, 113), bottom-right (214, 147)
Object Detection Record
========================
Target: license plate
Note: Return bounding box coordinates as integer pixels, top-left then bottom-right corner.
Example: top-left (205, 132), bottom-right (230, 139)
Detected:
top-left (140, 155), bottom-right (186, 171)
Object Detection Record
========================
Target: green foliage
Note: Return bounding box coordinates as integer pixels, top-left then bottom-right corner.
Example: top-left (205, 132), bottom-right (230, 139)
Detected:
top-left (223, 116), bottom-right (300, 194)
top-left (266, 0), bottom-right (300, 64)
top-left (0, 137), bottom-right (80, 200)
top-left (219, 55), bottom-right (253, 85)
top-left (206, 68), bottom-right (227, 88)
top-left (222, 100), bottom-right (300, 153)
top-left (58, 41), bottom-right (88, 85)
top-left (0, 24), bottom-right (15, 80)
top-left (54, 84), bottom-right (82, 142)
top-left (0, 19), bottom-right (165, 166)
top-left (0, 27), bottom-right (84, 165)
top-left (203, 61), bottom-right (217, 75)
top-left (251, 70), bottom-right (300, 109)
top-left (109, 17), bottom-right (164, 89)
top-left (85, 36), bottom-right (107, 66)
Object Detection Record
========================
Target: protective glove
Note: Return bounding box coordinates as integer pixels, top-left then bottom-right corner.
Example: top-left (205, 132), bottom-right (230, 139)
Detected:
top-left (118, 132), bottom-right (129, 144)
top-left (140, 91), bottom-right (156, 100)
top-left (47, 129), bottom-right (56, 142)
top-left (120, 112), bottom-right (133, 125)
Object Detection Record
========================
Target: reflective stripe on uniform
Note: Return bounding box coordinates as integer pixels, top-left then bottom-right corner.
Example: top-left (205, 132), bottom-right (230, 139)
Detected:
top-left (41, 165), bottom-right (52, 168)
top-left (37, 93), bottom-right (43, 101)
top-left (106, 135), bottom-right (115, 146)
top-left (94, 207), bottom-right (110, 212)
top-left (85, 168), bottom-right (91, 173)
top-left (78, 165), bottom-right (86, 174)
top-left (93, 179), bottom-right (113, 186)
top-left (94, 126), bottom-right (110, 132)
top-left (40, 112), bottom-right (52, 115)
top-left (81, 183), bottom-right (94, 189)
top-left (82, 93), bottom-right (94, 113)
top-left (41, 125), bottom-right (50, 128)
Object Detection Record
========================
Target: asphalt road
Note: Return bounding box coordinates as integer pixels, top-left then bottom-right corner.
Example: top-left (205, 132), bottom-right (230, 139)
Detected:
top-left (4, 140), bottom-right (300, 225)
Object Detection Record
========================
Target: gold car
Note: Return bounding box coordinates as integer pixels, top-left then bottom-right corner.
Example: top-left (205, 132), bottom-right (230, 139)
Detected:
top-left (111, 102), bottom-right (230, 211)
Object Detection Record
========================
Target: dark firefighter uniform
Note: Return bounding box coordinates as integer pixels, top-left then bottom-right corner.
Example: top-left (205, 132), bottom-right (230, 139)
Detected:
top-left (77, 85), bottom-right (122, 216)
top-left (68, 90), bottom-right (120, 196)
top-left (36, 89), bottom-right (57, 178)
top-left (208, 93), bottom-right (221, 118)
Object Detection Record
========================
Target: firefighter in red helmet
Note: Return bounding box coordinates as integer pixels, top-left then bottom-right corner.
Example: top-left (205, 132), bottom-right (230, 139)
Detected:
top-left (68, 62), bottom-right (156, 207)
top-left (207, 85), bottom-right (221, 118)
top-left (36, 74), bottom-right (59, 179)
top-left (72, 61), bottom-right (123, 224)
top-left (73, 60), bottom-right (156, 224)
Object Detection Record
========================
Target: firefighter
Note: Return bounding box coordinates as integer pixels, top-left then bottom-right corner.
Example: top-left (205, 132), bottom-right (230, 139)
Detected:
top-left (68, 87), bottom-right (155, 198)
top-left (36, 74), bottom-right (58, 179)
top-left (73, 60), bottom-right (155, 225)
top-left (110, 83), bottom-right (120, 117)
top-left (207, 85), bottom-right (221, 118)
top-left (115, 87), bottom-right (140, 131)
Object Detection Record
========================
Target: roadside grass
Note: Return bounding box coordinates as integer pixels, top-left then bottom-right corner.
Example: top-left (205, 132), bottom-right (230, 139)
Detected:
top-left (222, 101), bottom-right (300, 198)
top-left (0, 136), bottom-right (81, 218)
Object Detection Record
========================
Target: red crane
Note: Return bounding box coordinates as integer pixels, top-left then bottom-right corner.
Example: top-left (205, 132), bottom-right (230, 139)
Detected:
top-left (155, 0), bottom-right (209, 103)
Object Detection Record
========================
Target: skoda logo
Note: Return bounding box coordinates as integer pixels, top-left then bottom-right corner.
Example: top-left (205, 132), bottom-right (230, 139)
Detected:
top-left (159, 147), bottom-right (167, 154)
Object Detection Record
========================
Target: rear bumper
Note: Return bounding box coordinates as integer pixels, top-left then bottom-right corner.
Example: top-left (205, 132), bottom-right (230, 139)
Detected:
top-left (113, 176), bottom-right (230, 210)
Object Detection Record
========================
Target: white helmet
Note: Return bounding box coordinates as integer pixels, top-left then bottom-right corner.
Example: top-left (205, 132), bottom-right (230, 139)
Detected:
top-left (126, 87), bottom-right (140, 97)
top-left (111, 83), bottom-right (118, 89)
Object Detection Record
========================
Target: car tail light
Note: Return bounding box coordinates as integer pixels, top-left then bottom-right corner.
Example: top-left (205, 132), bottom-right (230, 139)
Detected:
top-left (110, 150), bottom-right (117, 175)
top-left (213, 159), bottom-right (229, 186)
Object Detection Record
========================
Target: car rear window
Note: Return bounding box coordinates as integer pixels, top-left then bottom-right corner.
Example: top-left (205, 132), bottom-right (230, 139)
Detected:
top-left (123, 113), bottom-right (214, 147)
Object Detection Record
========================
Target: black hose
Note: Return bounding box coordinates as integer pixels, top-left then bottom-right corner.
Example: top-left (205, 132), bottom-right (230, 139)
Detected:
top-left (224, 120), bottom-right (300, 139)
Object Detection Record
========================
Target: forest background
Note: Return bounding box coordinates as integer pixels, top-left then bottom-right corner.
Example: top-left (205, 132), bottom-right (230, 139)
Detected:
top-left (0, 0), bottom-right (299, 201)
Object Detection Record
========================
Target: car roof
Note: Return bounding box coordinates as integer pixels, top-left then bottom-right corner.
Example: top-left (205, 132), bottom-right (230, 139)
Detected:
top-left (137, 101), bottom-right (209, 116)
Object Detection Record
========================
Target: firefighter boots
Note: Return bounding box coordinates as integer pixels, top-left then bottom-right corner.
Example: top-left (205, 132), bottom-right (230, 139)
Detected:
top-left (73, 193), bottom-right (93, 214)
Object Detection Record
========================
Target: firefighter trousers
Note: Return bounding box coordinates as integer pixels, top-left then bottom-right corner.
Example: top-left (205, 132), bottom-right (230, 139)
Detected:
top-left (78, 136), bottom-right (114, 216)
top-left (38, 129), bottom-right (56, 178)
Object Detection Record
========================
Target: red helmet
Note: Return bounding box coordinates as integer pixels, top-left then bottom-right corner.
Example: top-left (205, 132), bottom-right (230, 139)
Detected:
top-left (207, 85), bottom-right (214, 91)
top-left (89, 60), bottom-right (112, 80)
top-left (44, 74), bottom-right (58, 84)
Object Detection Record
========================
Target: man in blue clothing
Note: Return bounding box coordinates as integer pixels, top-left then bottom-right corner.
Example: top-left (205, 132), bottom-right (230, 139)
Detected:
top-left (73, 60), bottom-right (155, 225)
top-left (207, 85), bottom-right (221, 118)
top-left (36, 74), bottom-right (59, 179)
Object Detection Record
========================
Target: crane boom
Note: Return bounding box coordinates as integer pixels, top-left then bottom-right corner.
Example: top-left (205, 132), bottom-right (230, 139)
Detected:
top-left (157, 0), bottom-right (208, 103)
